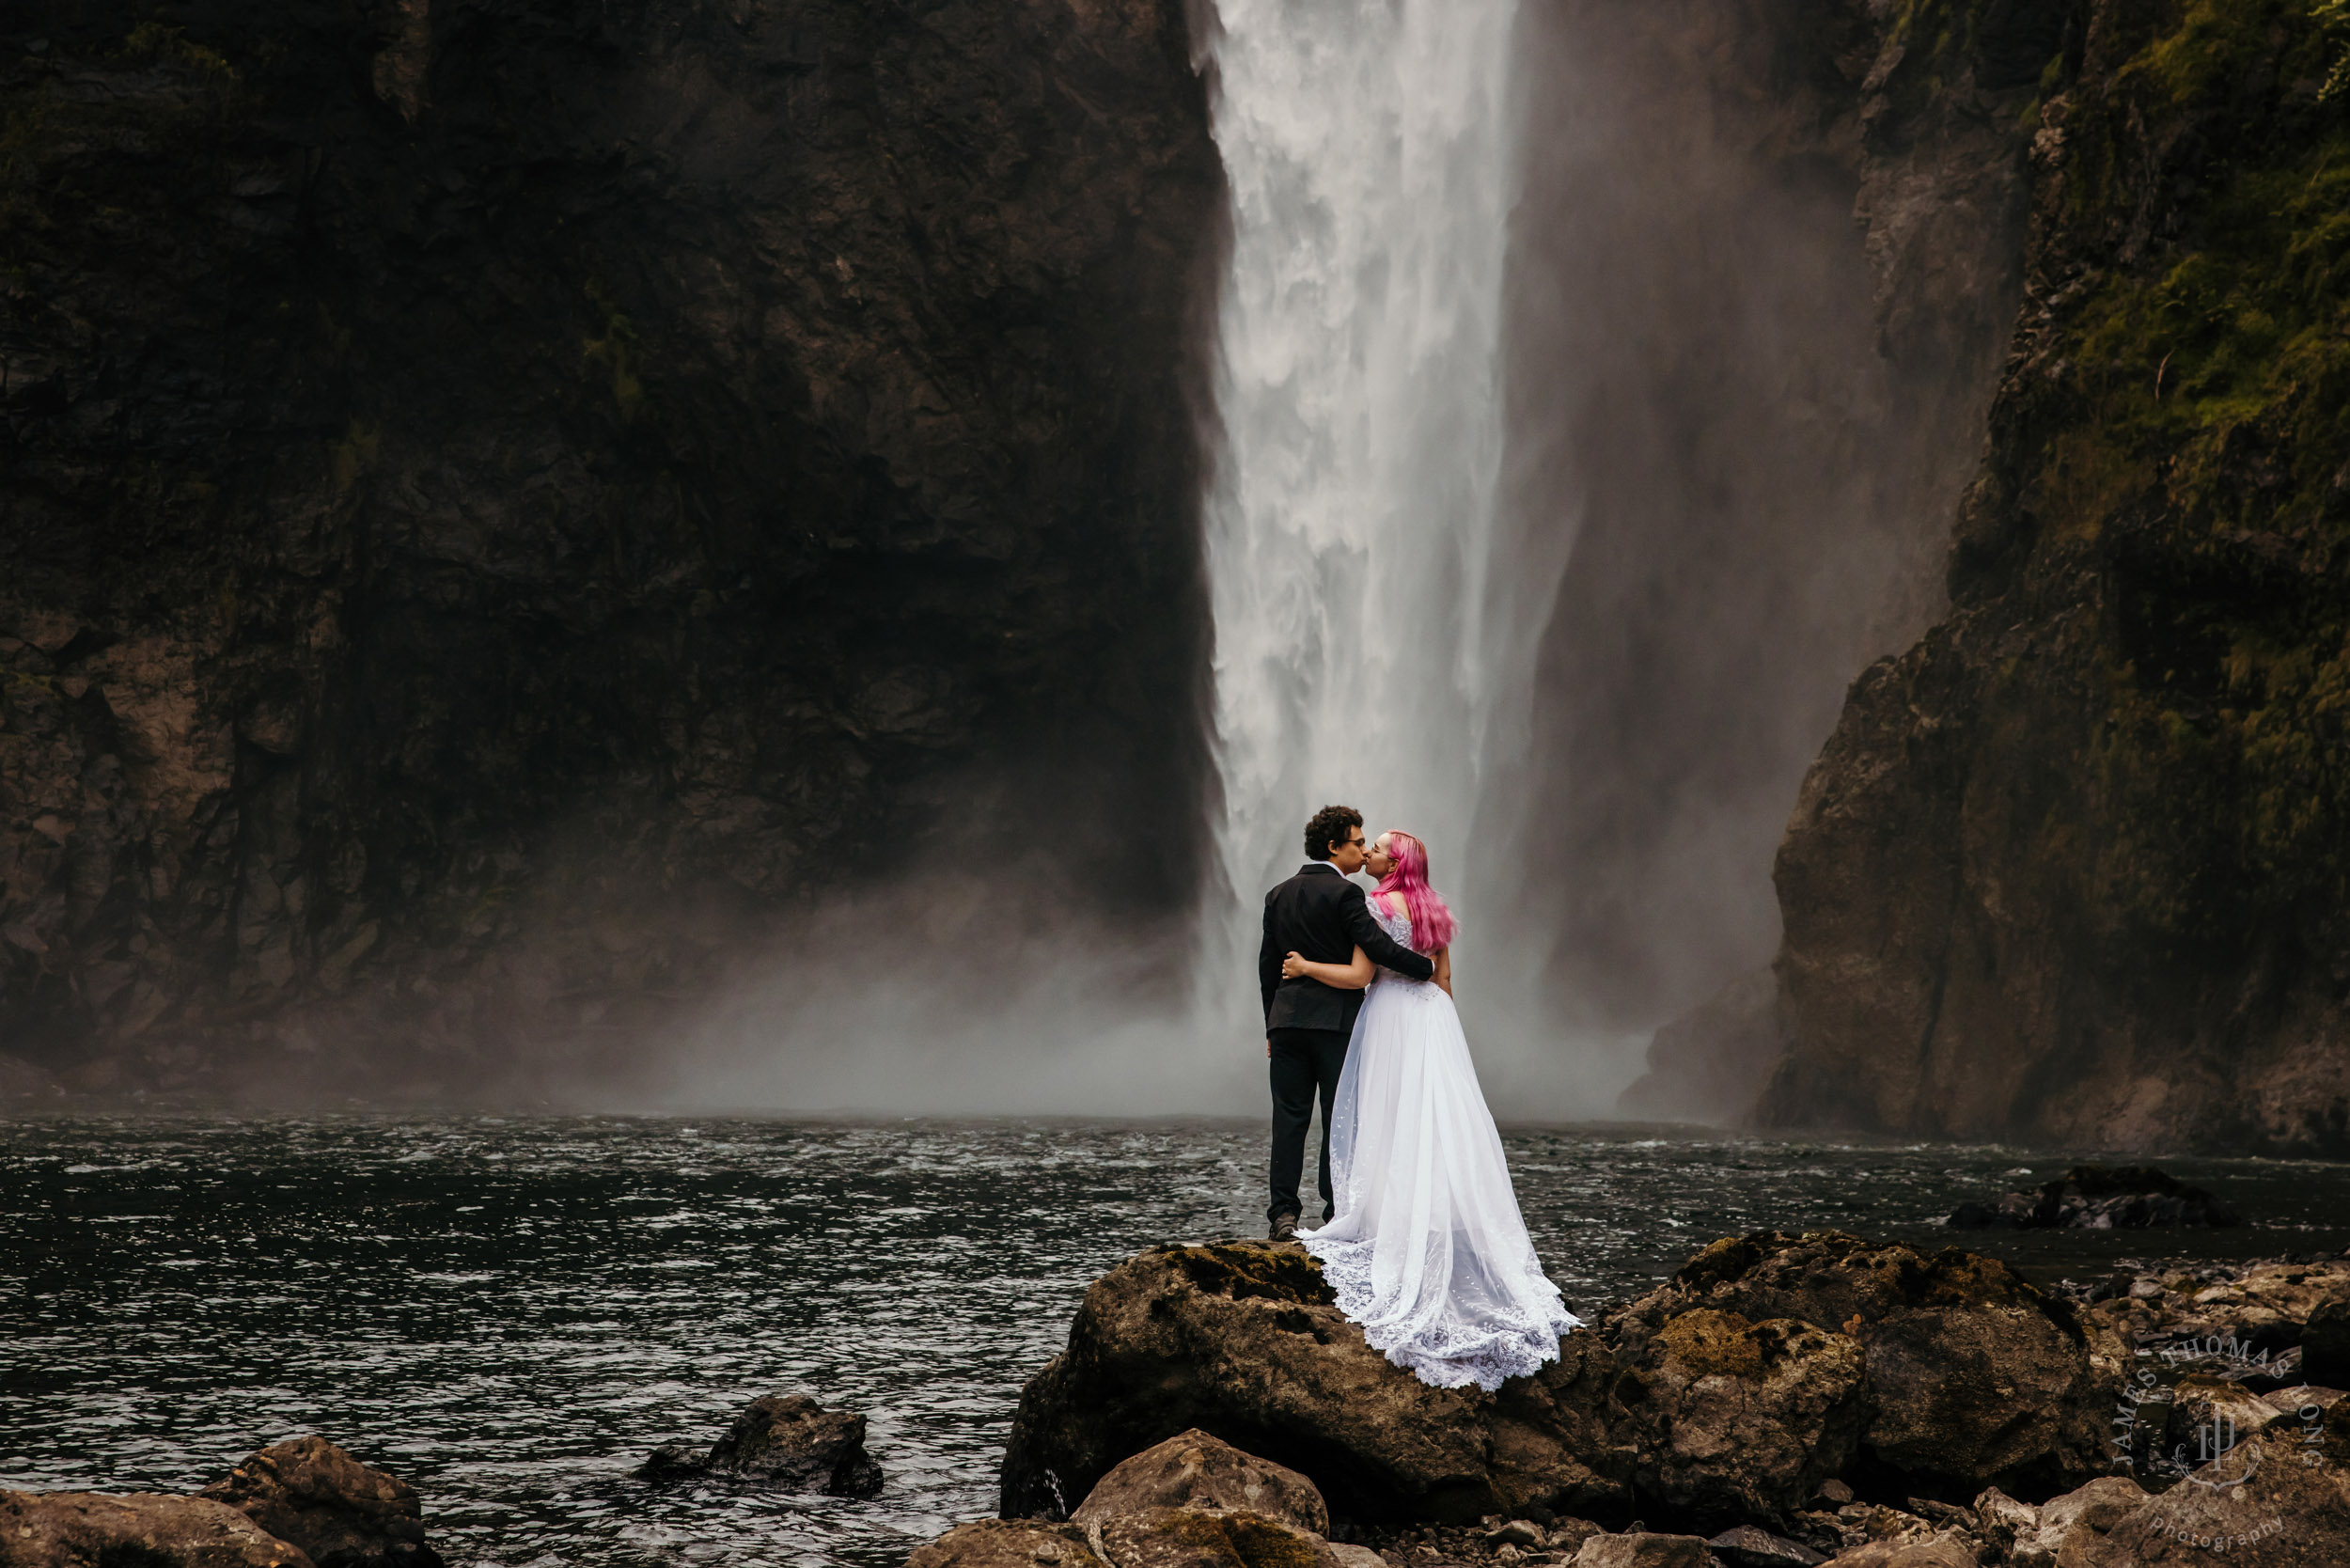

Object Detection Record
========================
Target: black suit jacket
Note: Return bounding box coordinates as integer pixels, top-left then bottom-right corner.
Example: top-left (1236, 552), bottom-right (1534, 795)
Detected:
top-left (1260, 863), bottom-right (1438, 1033)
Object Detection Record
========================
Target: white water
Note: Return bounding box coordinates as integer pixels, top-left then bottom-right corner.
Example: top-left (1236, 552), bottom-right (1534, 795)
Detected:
top-left (1201, 0), bottom-right (1539, 1051)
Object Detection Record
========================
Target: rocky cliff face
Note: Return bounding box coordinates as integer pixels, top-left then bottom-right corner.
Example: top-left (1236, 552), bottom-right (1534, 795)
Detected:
top-left (0, 0), bottom-right (1219, 1097)
top-left (1763, 0), bottom-right (2350, 1153)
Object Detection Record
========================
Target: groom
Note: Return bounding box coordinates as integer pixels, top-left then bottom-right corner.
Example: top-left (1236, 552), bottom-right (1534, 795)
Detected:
top-left (1260, 804), bottom-right (1437, 1241)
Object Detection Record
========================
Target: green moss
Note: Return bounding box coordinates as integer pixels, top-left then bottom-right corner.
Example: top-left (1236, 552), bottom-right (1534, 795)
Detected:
top-left (583, 279), bottom-right (647, 421)
top-left (2005, 2), bottom-right (2350, 943)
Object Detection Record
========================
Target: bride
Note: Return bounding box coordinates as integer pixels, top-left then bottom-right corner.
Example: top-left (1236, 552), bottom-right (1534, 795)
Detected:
top-left (1277, 830), bottom-right (1580, 1390)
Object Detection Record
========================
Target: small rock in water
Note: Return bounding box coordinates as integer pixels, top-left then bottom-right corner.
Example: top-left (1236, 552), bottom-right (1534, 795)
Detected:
top-left (198, 1435), bottom-right (443, 1568)
top-left (1941, 1164), bottom-right (2240, 1230)
top-left (1809, 1479), bottom-right (1853, 1508)
top-left (1484, 1520), bottom-right (1543, 1549)
top-left (1704, 1525), bottom-right (1824, 1567)
top-left (638, 1393), bottom-right (883, 1497)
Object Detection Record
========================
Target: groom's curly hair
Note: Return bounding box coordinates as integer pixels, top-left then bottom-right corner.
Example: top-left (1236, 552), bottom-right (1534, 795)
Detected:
top-left (1303, 804), bottom-right (1363, 861)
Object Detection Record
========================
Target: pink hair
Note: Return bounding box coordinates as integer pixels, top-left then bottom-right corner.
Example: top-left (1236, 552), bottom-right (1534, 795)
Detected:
top-left (1373, 831), bottom-right (1457, 953)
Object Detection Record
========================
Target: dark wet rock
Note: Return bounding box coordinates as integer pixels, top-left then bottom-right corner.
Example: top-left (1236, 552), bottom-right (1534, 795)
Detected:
top-left (196, 1435), bottom-right (441, 1568)
top-left (1705, 1524), bottom-right (1825, 1567)
top-left (1634, 1231), bottom-right (2107, 1500)
top-left (1942, 1168), bottom-right (2240, 1231)
top-left (1612, 1308), bottom-right (1866, 1529)
top-left (640, 1394), bottom-right (882, 1497)
top-left (997, 1241), bottom-right (1627, 1525)
top-left (2304, 1295), bottom-right (2350, 1387)
top-left (1072, 1431), bottom-right (1329, 1536)
top-left (0, 1489), bottom-right (316, 1568)
top-left (1564, 1534), bottom-right (1712, 1568)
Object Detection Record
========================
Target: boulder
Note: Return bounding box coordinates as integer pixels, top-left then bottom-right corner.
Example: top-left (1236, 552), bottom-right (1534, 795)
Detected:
top-left (904, 1520), bottom-right (1100, 1568)
top-left (1612, 1308), bottom-right (1867, 1529)
top-left (2077, 1421), bottom-right (2350, 1566)
top-left (1073, 1432), bottom-right (1328, 1535)
top-left (641, 1394), bottom-right (883, 1497)
top-left (198, 1435), bottom-right (442, 1568)
top-left (1097, 1508), bottom-right (1342, 1568)
top-left (0, 1490), bottom-right (316, 1568)
top-left (1648, 1232), bottom-right (2105, 1497)
top-left (1706, 1524), bottom-right (1826, 1566)
top-left (997, 1242), bottom-right (1625, 1524)
top-left (1568, 1534), bottom-right (1712, 1568)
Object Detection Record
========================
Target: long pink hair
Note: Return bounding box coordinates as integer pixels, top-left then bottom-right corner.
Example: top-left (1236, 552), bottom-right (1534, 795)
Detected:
top-left (1373, 831), bottom-right (1457, 953)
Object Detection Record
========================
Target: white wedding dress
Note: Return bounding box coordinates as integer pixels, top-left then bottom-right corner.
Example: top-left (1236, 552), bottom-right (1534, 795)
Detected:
top-left (1300, 900), bottom-right (1580, 1390)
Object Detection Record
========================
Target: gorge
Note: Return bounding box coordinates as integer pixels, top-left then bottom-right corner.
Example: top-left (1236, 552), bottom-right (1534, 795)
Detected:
top-left (5, 0), bottom-right (2350, 1153)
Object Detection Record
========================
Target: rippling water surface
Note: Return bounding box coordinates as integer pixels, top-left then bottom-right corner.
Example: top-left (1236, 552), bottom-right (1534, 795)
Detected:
top-left (7, 1115), bottom-right (2349, 1568)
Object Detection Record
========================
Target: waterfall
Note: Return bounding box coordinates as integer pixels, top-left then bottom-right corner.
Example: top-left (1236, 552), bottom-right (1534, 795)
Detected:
top-left (1202, 0), bottom-right (1527, 1023)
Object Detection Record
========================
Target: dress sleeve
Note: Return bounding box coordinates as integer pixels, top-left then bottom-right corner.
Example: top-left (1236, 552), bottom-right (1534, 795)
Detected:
top-left (1340, 885), bottom-right (1435, 980)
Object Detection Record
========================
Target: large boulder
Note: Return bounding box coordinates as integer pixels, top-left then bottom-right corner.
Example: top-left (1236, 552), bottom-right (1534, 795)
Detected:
top-left (0, 1490), bottom-right (314, 1568)
top-left (998, 1242), bottom-right (1626, 1524)
top-left (1646, 1232), bottom-right (2106, 1498)
top-left (1611, 1309), bottom-right (1867, 1529)
top-left (198, 1436), bottom-right (442, 1568)
top-left (1072, 1432), bottom-right (1328, 1535)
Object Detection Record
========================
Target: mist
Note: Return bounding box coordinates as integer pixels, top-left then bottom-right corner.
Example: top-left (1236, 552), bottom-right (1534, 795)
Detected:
top-left (1475, 0), bottom-right (2016, 1070)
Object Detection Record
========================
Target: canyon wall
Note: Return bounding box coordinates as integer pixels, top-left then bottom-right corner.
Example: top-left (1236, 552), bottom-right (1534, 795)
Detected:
top-left (0, 0), bottom-right (1220, 1099)
top-left (1763, 0), bottom-right (2350, 1154)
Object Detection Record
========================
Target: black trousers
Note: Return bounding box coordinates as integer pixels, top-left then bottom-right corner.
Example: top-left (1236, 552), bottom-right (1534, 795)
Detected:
top-left (1267, 1025), bottom-right (1350, 1224)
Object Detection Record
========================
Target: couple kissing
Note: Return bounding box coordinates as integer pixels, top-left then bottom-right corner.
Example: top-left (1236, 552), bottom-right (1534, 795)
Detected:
top-left (1256, 803), bottom-right (1578, 1391)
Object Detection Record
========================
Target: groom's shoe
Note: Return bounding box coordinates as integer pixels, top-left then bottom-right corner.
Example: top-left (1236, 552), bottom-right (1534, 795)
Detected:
top-left (1268, 1212), bottom-right (1300, 1243)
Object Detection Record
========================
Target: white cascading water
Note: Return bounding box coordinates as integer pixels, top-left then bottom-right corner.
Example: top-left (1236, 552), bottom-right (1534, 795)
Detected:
top-left (1203, 0), bottom-right (1529, 1039)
